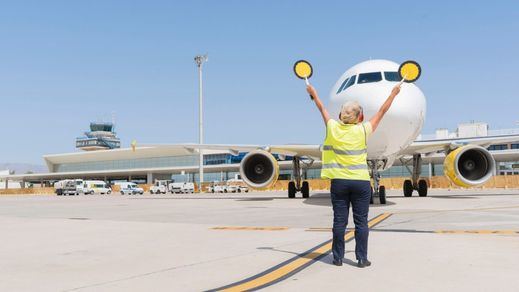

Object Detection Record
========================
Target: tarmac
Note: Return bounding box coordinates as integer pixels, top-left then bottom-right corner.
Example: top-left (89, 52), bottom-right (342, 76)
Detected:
top-left (0, 189), bottom-right (518, 292)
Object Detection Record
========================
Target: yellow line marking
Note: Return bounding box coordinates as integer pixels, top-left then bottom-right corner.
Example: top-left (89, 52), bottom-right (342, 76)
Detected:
top-left (305, 228), bottom-right (332, 232)
top-left (211, 226), bottom-right (289, 231)
top-left (435, 230), bottom-right (519, 235)
top-left (215, 213), bottom-right (392, 292)
top-left (306, 228), bottom-right (519, 235)
top-left (393, 205), bottom-right (519, 215)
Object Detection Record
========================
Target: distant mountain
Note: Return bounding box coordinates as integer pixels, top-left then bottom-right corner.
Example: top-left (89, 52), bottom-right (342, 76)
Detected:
top-left (0, 163), bottom-right (47, 174)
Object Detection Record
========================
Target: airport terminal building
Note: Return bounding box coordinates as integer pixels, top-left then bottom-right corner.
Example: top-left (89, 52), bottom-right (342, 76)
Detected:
top-left (1, 122), bottom-right (519, 187)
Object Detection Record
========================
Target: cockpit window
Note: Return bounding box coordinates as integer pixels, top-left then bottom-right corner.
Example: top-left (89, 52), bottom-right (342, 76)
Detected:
top-left (336, 75), bottom-right (356, 94)
top-left (357, 72), bottom-right (382, 84)
top-left (384, 72), bottom-right (400, 82)
top-left (336, 77), bottom-right (350, 94)
top-left (343, 75), bottom-right (356, 91)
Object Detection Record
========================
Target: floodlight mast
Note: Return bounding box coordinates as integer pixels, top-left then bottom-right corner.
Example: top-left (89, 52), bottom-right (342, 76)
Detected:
top-left (194, 54), bottom-right (208, 191)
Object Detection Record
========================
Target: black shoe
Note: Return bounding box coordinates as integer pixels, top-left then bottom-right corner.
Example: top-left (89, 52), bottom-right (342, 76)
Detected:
top-left (357, 259), bottom-right (371, 268)
top-left (332, 259), bottom-right (343, 266)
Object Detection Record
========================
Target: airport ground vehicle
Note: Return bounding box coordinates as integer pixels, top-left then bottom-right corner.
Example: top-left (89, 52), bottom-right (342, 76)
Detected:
top-left (169, 181), bottom-right (195, 194)
top-left (207, 181), bottom-right (225, 193)
top-left (55, 179), bottom-right (84, 195)
top-left (117, 182), bottom-right (144, 195)
top-left (225, 179), bottom-right (249, 193)
top-left (237, 185), bottom-right (249, 193)
top-left (82, 180), bottom-right (111, 195)
top-left (150, 180), bottom-right (170, 194)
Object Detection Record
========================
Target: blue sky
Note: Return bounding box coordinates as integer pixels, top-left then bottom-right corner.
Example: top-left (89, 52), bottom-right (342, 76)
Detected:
top-left (1, 1), bottom-right (518, 164)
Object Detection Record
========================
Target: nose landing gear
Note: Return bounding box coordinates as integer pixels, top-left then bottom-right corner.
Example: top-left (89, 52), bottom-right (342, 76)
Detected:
top-left (368, 160), bottom-right (387, 204)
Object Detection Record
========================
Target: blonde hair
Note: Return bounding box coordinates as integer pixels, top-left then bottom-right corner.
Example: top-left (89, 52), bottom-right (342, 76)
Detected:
top-left (340, 101), bottom-right (362, 124)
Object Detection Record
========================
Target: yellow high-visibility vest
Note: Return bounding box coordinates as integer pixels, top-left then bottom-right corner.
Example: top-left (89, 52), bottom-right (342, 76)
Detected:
top-left (321, 119), bottom-right (372, 181)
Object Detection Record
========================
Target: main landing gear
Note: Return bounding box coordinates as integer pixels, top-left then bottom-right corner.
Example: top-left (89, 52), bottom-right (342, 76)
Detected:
top-left (400, 154), bottom-right (428, 197)
top-left (368, 160), bottom-right (387, 204)
top-left (287, 156), bottom-right (311, 199)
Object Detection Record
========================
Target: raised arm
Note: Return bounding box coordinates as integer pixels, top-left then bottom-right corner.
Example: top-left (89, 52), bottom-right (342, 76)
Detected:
top-left (369, 84), bottom-right (401, 132)
top-left (307, 85), bottom-right (330, 125)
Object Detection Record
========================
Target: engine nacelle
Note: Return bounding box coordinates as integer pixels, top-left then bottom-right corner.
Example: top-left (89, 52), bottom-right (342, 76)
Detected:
top-left (443, 145), bottom-right (495, 187)
top-left (239, 150), bottom-right (279, 189)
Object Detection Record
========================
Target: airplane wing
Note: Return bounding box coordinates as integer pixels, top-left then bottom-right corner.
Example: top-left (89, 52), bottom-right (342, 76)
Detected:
top-left (393, 149), bottom-right (519, 165)
top-left (176, 144), bottom-right (322, 159)
top-left (144, 134), bottom-right (519, 162)
top-left (141, 143), bottom-right (322, 159)
top-left (399, 134), bottom-right (519, 156)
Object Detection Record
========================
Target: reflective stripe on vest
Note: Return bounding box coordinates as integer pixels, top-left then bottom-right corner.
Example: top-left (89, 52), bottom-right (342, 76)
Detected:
top-left (322, 163), bottom-right (368, 170)
top-left (321, 145), bottom-right (367, 155)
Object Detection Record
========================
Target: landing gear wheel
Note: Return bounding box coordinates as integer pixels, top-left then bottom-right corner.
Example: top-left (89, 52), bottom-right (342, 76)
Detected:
top-left (370, 187), bottom-right (374, 204)
top-left (403, 180), bottom-right (413, 197)
top-left (288, 181), bottom-right (296, 198)
top-left (301, 181), bottom-right (309, 198)
top-left (418, 179), bottom-right (428, 197)
top-left (379, 186), bottom-right (386, 204)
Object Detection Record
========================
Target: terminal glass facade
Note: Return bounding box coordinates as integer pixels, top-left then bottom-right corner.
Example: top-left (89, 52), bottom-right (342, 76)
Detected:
top-left (54, 153), bottom-right (261, 173)
top-left (54, 155), bottom-right (199, 172)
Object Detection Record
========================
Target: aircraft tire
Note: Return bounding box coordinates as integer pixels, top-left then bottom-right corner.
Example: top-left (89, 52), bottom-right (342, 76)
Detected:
top-left (379, 186), bottom-right (387, 204)
top-left (418, 179), bottom-right (428, 197)
top-left (403, 180), bottom-right (413, 197)
top-left (288, 181), bottom-right (296, 198)
top-left (301, 181), bottom-right (309, 198)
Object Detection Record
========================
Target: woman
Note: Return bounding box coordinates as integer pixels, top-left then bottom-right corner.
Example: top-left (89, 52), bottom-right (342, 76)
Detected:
top-left (307, 83), bottom-right (401, 267)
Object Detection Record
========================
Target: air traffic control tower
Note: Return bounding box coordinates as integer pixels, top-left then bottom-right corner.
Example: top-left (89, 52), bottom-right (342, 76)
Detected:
top-left (75, 122), bottom-right (121, 151)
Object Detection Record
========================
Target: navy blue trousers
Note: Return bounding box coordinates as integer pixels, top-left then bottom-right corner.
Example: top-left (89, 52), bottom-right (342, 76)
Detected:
top-left (330, 179), bottom-right (371, 262)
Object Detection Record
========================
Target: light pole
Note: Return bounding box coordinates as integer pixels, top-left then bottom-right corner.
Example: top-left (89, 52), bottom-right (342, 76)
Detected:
top-left (194, 54), bottom-right (208, 191)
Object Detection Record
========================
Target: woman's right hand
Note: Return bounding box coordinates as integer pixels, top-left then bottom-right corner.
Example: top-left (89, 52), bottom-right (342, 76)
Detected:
top-left (306, 85), bottom-right (317, 98)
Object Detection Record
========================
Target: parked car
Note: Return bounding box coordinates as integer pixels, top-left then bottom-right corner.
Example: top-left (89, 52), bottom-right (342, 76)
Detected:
top-left (226, 179), bottom-right (249, 193)
top-left (169, 181), bottom-right (195, 194)
top-left (224, 183), bottom-right (239, 193)
top-left (207, 181), bottom-right (225, 193)
top-left (237, 185), bottom-right (249, 193)
top-left (82, 180), bottom-right (111, 195)
top-left (118, 182), bottom-right (144, 195)
top-left (150, 180), bottom-right (170, 194)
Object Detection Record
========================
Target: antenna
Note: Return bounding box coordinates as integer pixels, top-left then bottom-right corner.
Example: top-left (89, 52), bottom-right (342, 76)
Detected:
top-left (111, 111), bottom-right (116, 132)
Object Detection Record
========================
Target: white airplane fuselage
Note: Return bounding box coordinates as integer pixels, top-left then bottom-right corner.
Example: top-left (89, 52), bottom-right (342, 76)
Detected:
top-left (328, 59), bottom-right (426, 169)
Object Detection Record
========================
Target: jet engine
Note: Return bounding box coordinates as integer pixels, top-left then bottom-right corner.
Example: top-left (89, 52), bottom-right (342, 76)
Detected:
top-left (239, 150), bottom-right (279, 189)
top-left (443, 145), bottom-right (495, 187)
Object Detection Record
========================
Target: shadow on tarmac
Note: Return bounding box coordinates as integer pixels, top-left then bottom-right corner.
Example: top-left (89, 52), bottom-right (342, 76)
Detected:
top-left (257, 247), bottom-right (354, 265)
top-left (302, 193), bottom-right (396, 207)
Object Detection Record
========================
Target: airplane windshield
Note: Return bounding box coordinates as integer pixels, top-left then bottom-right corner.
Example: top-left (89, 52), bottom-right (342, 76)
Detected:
top-left (357, 72), bottom-right (382, 84)
top-left (384, 72), bottom-right (400, 82)
top-left (336, 77), bottom-right (350, 94)
top-left (337, 75), bottom-right (356, 94)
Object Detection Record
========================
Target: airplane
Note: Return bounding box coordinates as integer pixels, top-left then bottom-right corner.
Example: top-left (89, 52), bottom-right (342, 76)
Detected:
top-left (162, 59), bottom-right (519, 203)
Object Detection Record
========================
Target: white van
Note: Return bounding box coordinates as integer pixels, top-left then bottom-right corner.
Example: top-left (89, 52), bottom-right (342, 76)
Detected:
top-left (169, 181), bottom-right (195, 194)
top-left (82, 180), bottom-right (111, 195)
top-left (150, 180), bottom-right (170, 194)
top-left (118, 182), bottom-right (144, 195)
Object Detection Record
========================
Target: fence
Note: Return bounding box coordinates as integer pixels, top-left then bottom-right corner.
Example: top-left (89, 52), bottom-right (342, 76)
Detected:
top-left (1, 175), bottom-right (518, 195)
